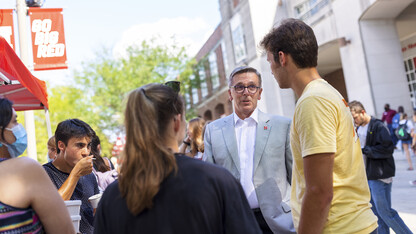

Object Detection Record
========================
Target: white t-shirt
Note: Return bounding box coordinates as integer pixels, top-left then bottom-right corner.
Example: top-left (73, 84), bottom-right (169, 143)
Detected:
top-left (357, 123), bottom-right (369, 149)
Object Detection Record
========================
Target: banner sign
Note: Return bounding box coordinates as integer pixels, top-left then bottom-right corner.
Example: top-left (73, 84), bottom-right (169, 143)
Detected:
top-left (0, 9), bottom-right (16, 51)
top-left (28, 8), bottom-right (67, 70)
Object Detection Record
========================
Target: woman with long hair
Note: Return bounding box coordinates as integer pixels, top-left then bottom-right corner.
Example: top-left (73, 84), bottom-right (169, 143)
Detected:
top-left (179, 117), bottom-right (205, 159)
top-left (94, 84), bottom-right (260, 233)
top-left (0, 98), bottom-right (74, 233)
top-left (91, 135), bottom-right (118, 192)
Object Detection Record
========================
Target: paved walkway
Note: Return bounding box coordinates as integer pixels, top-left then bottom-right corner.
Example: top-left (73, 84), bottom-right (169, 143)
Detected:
top-left (391, 150), bottom-right (416, 232)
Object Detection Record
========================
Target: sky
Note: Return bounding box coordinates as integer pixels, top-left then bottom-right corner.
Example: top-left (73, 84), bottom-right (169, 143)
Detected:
top-left (2, 0), bottom-right (221, 86)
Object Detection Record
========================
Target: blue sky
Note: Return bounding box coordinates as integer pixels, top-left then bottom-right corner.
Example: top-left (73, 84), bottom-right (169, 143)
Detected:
top-left (2, 0), bottom-right (221, 85)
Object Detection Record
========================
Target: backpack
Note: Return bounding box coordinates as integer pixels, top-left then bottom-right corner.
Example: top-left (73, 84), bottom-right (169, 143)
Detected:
top-left (392, 113), bottom-right (401, 129)
top-left (395, 120), bottom-right (411, 141)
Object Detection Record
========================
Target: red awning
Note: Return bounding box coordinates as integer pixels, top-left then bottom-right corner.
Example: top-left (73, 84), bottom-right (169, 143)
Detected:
top-left (0, 36), bottom-right (49, 111)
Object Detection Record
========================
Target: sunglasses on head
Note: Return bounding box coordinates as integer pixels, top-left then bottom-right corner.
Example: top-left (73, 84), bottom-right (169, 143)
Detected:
top-left (164, 81), bottom-right (181, 93)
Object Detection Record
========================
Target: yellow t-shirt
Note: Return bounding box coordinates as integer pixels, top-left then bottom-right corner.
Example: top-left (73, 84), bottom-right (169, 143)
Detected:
top-left (290, 79), bottom-right (377, 233)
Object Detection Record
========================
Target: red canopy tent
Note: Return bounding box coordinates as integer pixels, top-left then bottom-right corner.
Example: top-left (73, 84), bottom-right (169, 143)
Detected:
top-left (0, 36), bottom-right (49, 111)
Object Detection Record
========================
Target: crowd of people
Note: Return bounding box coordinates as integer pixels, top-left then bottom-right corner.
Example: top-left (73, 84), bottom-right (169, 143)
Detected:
top-left (0, 18), bottom-right (414, 234)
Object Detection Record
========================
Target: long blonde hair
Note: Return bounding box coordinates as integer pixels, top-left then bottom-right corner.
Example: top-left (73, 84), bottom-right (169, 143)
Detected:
top-left (188, 117), bottom-right (205, 155)
top-left (119, 84), bottom-right (183, 215)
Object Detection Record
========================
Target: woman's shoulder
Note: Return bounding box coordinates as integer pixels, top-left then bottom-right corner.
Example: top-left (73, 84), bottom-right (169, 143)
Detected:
top-left (0, 157), bottom-right (43, 176)
top-left (174, 154), bottom-right (238, 183)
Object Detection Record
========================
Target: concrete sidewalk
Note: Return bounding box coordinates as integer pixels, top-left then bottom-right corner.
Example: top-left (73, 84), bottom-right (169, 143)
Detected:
top-left (391, 150), bottom-right (416, 232)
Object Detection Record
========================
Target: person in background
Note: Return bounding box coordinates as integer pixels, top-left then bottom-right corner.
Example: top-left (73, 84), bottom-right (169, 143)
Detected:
top-left (179, 117), bottom-right (205, 160)
top-left (0, 100), bottom-right (27, 159)
top-left (47, 136), bottom-right (57, 162)
top-left (0, 97), bottom-right (74, 233)
top-left (204, 66), bottom-right (294, 233)
top-left (91, 135), bottom-right (117, 192)
top-left (391, 106), bottom-right (404, 147)
top-left (260, 18), bottom-right (377, 233)
top-left (398, 113), bottom-right (414, 171)
top-left (350, 101), bottom-right (412, 234)
top-left (43, 119), bottom-right (99, 234)
top-left (382, 103), bottom-right (397, 144)
top-left (94, 83), bottom-right (261, 234)
top-left (412, 110), bottom-right (416, 155)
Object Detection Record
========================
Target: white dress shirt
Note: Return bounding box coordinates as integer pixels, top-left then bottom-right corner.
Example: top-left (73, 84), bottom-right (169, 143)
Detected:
top-left (233, 108), bottom-right (259, 209)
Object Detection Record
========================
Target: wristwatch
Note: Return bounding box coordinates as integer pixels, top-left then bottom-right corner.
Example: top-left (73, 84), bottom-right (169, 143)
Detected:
top-left (183, 141), bottom-right (190, 146)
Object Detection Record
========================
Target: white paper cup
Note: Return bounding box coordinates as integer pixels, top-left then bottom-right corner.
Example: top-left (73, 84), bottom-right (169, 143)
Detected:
top-left (88, 193), bottom-right (102, 209)
top-left (64, 200), bottom-right (81, 216)
top-left (71, 215), bottom-right (81, 233)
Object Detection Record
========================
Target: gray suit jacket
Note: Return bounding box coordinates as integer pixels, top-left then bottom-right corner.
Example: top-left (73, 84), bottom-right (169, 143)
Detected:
top-left (204, 111), bottom-right (295, 234)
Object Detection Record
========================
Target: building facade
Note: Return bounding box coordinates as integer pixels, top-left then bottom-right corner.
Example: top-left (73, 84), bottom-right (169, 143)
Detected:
top-left (187, 0), bottom-right (416, 120)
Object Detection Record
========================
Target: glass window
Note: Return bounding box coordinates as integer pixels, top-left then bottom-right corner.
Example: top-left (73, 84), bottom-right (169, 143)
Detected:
top-left (411, 73), bottom-right (415, 81)
top-left (184, 92), bottom-right (191, 109)
top-left (199, 68), bottom-right (208, 97)
top-left (209, 52), bottom-right (220, 89)
top-left (189, 74), bottom-right (199, 104)
top-left (408, 59), bottom-right (413, 71)
top-left (405, 61), bottom-right (408, 72)
top-left (230, 14), bottom-right (247, 64)
top-left (192, 88), bottom-right (199, 104)
top-left (221, 41), bottom-right (228, 74)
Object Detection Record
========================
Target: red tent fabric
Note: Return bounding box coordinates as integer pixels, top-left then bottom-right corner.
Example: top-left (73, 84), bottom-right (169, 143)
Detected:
top-left (0, 36), bottom-right (49, 111)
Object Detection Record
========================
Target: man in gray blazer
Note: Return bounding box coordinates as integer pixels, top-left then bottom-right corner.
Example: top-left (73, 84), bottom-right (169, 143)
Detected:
top-left (204, 66), bottom-right (295, 234)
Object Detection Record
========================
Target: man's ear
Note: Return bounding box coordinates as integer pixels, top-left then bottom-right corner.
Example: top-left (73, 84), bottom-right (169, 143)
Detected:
top-left (278, 51), bottom-right (286, 66)
top-left (228, 89), bottom-right (233, 101)
top-left (57, 141), bottom-right (66, 153)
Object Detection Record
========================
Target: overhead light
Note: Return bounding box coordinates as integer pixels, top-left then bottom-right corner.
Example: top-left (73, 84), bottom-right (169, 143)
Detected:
top-left (26, 0), bottom-right (45, 7)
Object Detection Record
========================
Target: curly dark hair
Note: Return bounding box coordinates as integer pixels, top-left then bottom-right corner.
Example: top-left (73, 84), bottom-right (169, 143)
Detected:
top-left (260, 18), bottom-right (318, 68)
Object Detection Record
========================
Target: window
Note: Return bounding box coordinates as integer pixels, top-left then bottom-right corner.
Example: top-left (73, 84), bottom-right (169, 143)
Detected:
top-left (221, 40), bottom-right (229, 74)
top-left (184, 92), bottom-right (191, 109)
top-left (209, 52), bottom-right (220, 89)
top-left (230, 13), bottom-right (247, 64)
top-left (294, 0), bottom-right (330, 20)
top-left (199, 68), bottom-right (208, 97)
top-left (404, 57), bottom-right (416, 108)
top-left (189, 74), bottom-right (199, 104)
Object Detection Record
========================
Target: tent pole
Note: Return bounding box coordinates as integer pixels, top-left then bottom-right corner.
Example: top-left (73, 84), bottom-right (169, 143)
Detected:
top-left (44, 107), bottom-right (53, 138)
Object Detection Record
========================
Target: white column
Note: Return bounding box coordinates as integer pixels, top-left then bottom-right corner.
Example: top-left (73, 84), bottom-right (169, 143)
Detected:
top-left (16, 0), bottom-right (38, 161)
top-left (360, 19), bottom-right (411, 117)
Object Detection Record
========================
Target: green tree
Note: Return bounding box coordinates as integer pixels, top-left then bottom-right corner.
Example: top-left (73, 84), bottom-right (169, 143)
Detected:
top-left (74, 40), bottom-right (193, 133)
top-left (33, 39), bottom-right (195, 163)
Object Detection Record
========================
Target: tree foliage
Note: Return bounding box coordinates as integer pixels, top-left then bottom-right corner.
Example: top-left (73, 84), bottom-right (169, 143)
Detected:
top-left (74, 40), bottom-right (193, 133)
top-left (32, 39), bottom-right (195, 162)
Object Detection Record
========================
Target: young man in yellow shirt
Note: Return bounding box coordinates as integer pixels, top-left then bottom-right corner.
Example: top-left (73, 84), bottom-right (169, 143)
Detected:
top-left (260, 18), bottom-right (378, 233)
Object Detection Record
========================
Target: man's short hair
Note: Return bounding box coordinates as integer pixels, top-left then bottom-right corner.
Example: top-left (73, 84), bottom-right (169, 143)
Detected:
top-left (349, 100), bottom-right (366, 113)
top-left (55, 119), bottom-right (96, 154)
top-left (260, 18), bottom-right (318, 68)
top-left (228, 66), bottom-right (262, 87)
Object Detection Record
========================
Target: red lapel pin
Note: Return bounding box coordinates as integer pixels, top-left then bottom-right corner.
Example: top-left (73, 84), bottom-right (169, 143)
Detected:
top-left (264, 126), bottom-right (267, 130)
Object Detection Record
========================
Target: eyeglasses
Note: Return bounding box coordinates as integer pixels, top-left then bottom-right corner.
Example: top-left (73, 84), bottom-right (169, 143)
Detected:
top-left (164, 81), bottom-right (181, 93)
top-left (231, 85), bottom-right (260, 94)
